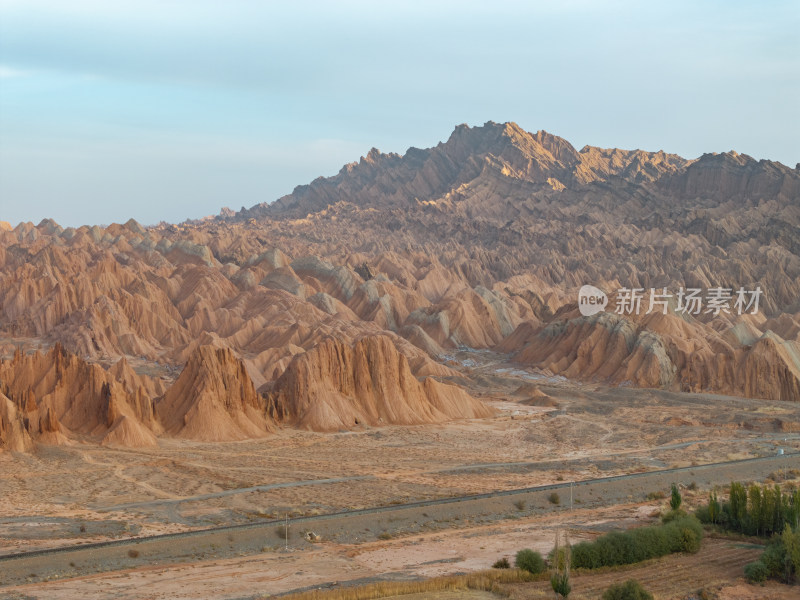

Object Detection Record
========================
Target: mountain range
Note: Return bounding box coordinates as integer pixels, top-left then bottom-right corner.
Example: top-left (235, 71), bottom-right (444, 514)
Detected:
top-left (2, 121), bottom-right (799, 451)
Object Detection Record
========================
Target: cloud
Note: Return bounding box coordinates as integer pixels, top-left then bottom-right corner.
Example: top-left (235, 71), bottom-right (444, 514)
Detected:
top-left (0, 65), bottom-right (26, 78)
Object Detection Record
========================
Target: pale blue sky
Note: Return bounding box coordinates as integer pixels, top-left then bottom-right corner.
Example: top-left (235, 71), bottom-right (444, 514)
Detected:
top-left (1, 0), bottom-right (798, 226)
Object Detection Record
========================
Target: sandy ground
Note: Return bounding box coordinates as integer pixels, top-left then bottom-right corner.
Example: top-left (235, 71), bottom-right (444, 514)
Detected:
top-left (0, 503), bottom-right (753, 599)
top-left (2, 351), bottom-right (799, 598)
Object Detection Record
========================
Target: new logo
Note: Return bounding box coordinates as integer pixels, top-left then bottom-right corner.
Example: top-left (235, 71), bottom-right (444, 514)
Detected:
top-left (578, 285), bottom-right (608, 316)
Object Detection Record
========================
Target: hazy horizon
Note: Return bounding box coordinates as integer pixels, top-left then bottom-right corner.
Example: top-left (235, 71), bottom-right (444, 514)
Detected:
top-left (1, 0), bottom-right (798, 227)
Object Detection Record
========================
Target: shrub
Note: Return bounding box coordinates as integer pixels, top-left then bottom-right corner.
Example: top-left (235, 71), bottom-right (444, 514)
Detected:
top-left (492, 557), bottom-right (510, 569)
top-left (549, 492), bottom-right (560, 505)
top-left (759, 541), bottom-right (785, 578)
top-left (377, 532), bottom-right (393, 540)
top-left (550, 531), bottom-right (571, 598)
top-left (738, 524), bottom-right (800, 584)
top-left (127, 549), bottom-right (139, 558)
top-left (571, 517), bottom-right (703, 569)
top-left (661, 508), bottom-right (687, 523)
top-left (515, 548), bottom-right (545, 574)
top-left (744, 560), bottom-right (768, 583)
top-left (551, 572), bottom-right (571, 598)
top-left (678, 525), bottom-right (701, 553)
top-left (513, 499), bottom-right (526, 511)
top-left (601, 579), bottom-right (654, 600)
top-left (694, 503), bottom-right (712, 524)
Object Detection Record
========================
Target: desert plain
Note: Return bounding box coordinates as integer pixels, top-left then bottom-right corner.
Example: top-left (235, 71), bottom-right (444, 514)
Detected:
top-left (2, 349), bottom-right (799, 599)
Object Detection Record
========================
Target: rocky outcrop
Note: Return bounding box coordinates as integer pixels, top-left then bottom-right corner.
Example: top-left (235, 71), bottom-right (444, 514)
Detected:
top-left (0, 345), bottom-right (159, 448)
top-left (157, 345), bottom-right (273, 441)
top-left (267, 335), bottom-right (493, 431)
top-left (0, 392), bottom-right (33, 452)
top-left (507, 308), bottom-right (800, 401)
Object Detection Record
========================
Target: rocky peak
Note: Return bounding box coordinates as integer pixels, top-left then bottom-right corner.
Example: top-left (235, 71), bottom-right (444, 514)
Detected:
top-left (157, 345), bottom-right (272, 441)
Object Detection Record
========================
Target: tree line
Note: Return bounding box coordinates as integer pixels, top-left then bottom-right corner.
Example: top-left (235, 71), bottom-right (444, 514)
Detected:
top-left (696, 482), bottom-right (800, 537)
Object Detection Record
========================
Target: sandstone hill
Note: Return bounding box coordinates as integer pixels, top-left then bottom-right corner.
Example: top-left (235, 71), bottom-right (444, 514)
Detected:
top-left (267, 335), bottom-right (493, 431)
top-left (0, 344), bottom-right (158, 448)
top-left (0, 339), bottom-right (488, 450)
top-left (157, 345), bottom-right (273, 442)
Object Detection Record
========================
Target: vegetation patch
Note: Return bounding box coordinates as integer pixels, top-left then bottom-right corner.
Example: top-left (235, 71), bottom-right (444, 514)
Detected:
top-left (695, 482), bottom-right (800, 537)
top-left (602, 579), bottom-right (654, 600)
top-left (743, 524), bottom-right (800, 584)
top-left (515, 548), bottom-right (545, 574)
top-left (570, 516), bottom-right (703, 569)
top-left (491, 557), bottom-right (510, 569)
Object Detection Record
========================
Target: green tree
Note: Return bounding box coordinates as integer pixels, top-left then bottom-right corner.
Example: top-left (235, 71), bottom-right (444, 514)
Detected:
top-left (708, 490), bottom-right (721, 525)
top-left (790, 489), bottom-right (800, 530)
top-left (782, 524), bottom-right (800, 583)
top-left (749, 484), bottom-right (764, 536)
top-left (772, 485), bottom-right (785, 534)
top-left (730, 482), bottom-right (748, 532)
top-left (670, 483), bottom-right (682, 512)
top-left (762, 484), bottom-right (777, 536)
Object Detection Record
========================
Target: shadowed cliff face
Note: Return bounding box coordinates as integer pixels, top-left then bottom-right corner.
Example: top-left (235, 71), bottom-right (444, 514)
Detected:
top-left (0, 120), bottom-right (798, 452)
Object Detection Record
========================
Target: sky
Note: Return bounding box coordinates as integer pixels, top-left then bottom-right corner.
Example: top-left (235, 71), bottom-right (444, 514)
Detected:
top-left (0, 0), bottom-right (798, 227)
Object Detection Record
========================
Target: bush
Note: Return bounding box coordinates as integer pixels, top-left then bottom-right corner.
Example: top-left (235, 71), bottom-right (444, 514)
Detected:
top-left (515, 548), bottom-right (545, 574)
top-left (548, 492), bottom-right (560, 505)
top-left (571, 516), bottom-right (703, 569)
top-left (759, 542), bottom-right (785, 578)
top-left (740, 524), bottom-right (800, 584)
top-left (678, 525), bottom-right (701, 553)
top-left (744, 560), bottom-right (768, 583)
top-left (661, 508), bottom-right (687, 523)
top-left (127, 549), bottom-right (139, 558)
top-left (694, 503), bottom-right (712, 524)
top-left (551, 572), bottom-right (571, 598)
top-left (602, 579), bottom-right (654, 600)
top-left (492, 557), bottom-right (510, 569)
